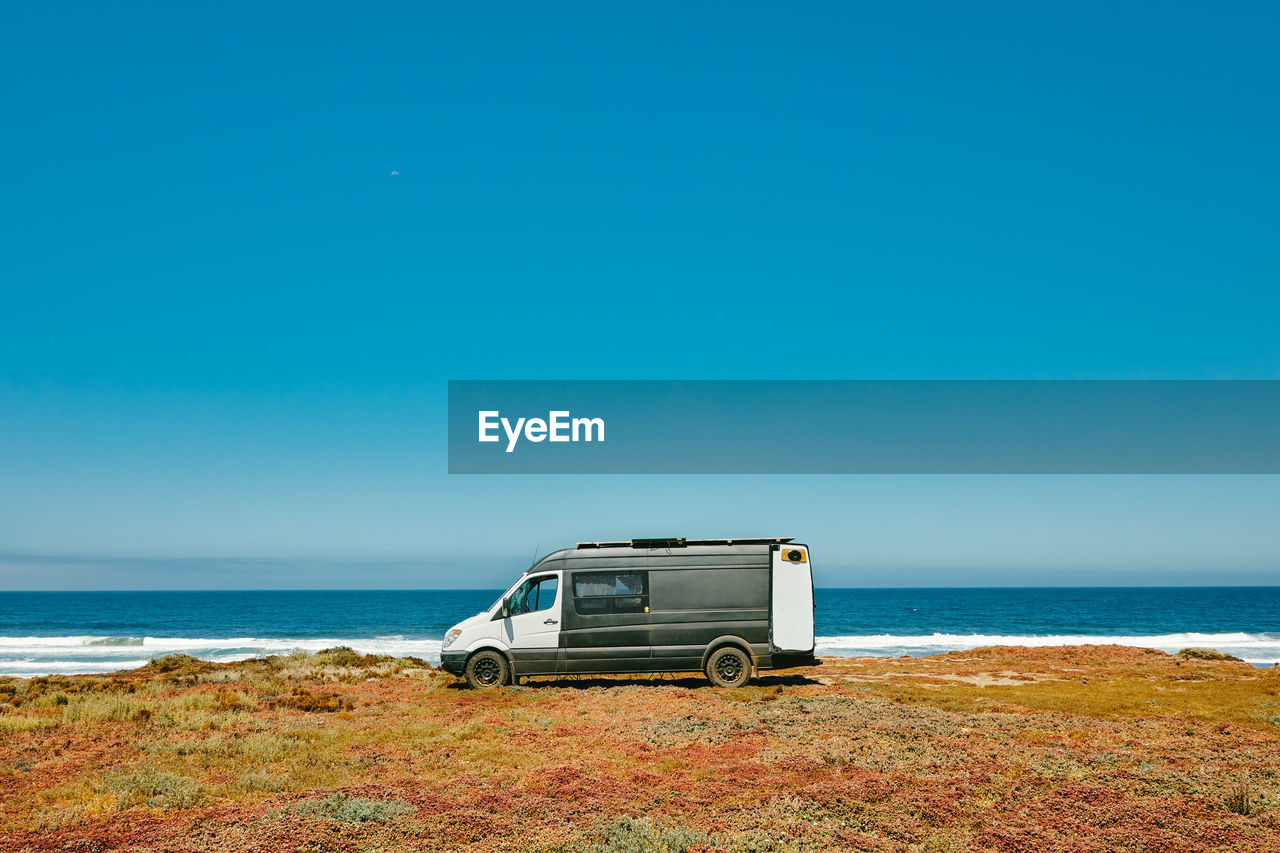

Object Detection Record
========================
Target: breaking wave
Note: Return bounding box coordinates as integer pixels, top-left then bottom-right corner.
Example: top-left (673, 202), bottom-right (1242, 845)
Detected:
top-left (0, 635), bottom-right (444, 676)
top-left (814, 631), bottom-right (1280, 665)
top-left (2, 631), bottom-right (1277, 676)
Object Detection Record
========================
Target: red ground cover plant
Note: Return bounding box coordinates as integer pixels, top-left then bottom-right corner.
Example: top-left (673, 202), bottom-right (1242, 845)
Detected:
top-left (0, 645), bottom-right (1277, 852)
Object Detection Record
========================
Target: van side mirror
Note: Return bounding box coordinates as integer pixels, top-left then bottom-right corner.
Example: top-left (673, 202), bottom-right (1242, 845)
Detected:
top-left (501, 600), bottom-right (511, 618)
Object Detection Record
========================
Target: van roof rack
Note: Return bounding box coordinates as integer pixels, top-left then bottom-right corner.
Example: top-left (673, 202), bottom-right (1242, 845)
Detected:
top-left (576, 537), bottom-right (794, 550)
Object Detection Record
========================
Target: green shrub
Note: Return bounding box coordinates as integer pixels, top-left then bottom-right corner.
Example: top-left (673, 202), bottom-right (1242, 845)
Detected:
top-left (0, 714), bottom-right (59, 733)
top-left (147, 654), bottom-right (204, 672)
top-left (288, 793), bottom-right (414, 823)
top-left (315, 646), bottom-right (368, 667)
top-left (240, 732), bottom-right (300, 763)
top-left (1177, 648), bottom-right (1244, 663)
top-left (589, 816), bottom-right (710, 853)
top-left (62, 694), bottom-right (148, 722)
top-left (239, 769), bottom-right (286, 792)
top-left (100, 769), bottom-right (204, 811)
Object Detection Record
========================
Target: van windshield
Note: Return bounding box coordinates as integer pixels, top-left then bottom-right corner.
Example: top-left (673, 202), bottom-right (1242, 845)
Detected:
top-left (509, 576), bottom-right (559, 616)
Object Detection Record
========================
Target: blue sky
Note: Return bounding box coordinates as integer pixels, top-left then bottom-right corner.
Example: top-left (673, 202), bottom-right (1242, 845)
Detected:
top-left (1, 3), bottom-right (1278, 588)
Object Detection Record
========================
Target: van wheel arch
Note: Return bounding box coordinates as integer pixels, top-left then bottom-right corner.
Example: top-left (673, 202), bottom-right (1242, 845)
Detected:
top-left (466, 645), bottom-right (514, 666)
top-left (701, 636), bottom-right (755, 672)
top-left (464, 646), bottom-right (516, 685)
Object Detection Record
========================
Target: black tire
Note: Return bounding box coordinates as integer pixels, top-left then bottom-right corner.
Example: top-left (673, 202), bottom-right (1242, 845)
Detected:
top-left (706, 646), bottom-right (752, 688)
top-left (465, 650), bottom-right (510, 690)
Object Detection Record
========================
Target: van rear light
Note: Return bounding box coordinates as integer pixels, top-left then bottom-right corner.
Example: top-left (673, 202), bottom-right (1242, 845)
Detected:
top-left (781, 548), bottom-right (807, 563)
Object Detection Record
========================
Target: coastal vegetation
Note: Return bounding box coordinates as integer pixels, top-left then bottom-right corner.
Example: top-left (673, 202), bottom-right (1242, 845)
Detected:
top-left (1, 645), bottom-right (1278, 851)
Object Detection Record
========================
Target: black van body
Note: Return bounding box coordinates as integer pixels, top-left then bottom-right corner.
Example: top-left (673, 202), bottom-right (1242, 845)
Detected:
top-left (440, 538), bottom-right (819, 682)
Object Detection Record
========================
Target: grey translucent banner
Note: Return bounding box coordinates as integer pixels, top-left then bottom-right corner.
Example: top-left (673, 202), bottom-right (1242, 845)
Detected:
top-left (447, 380), bottom-right (1280, 474)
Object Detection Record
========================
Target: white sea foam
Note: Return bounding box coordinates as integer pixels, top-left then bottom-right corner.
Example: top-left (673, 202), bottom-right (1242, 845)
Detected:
top-left (814, 631), bottom-right (1280, 665)
top-left (2, 631), bottom-right (1278, 676)
top-left (0, 636), bottom-right (444, 676)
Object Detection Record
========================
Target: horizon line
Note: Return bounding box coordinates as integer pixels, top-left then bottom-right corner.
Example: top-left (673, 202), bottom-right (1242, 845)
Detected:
top-left (3, 585), bottom-right (1280, 593)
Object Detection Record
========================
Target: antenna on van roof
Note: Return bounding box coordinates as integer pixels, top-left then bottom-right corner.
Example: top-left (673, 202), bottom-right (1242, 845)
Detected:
top-left (530, 545), bottom-right (540, 566)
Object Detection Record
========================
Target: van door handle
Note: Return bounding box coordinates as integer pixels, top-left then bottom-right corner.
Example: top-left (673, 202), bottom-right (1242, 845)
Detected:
top-left (544, 618), bottom-right (558, 625)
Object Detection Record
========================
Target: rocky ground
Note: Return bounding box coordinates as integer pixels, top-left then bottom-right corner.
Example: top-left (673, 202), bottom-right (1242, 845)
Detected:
top-left (2, 645), bottom-right (1278, 852)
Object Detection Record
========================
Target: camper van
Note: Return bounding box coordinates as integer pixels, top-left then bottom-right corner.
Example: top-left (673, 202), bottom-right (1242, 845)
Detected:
top-left (439, 538), bottom-right (818, 689)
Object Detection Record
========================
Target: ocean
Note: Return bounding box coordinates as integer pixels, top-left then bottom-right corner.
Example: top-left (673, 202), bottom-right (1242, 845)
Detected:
top-left (2, 587), bottom-right (1278, 676)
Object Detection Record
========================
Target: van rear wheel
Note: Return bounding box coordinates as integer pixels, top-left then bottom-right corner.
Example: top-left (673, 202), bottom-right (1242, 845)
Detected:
top-left (465, 650), bottom-right (510, 689)
top-left (706, 647), bottom-right (751, 688)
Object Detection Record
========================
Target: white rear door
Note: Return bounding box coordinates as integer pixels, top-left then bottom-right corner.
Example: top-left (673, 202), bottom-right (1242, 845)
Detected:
top-left (770, 544), bottom-right (814, 653)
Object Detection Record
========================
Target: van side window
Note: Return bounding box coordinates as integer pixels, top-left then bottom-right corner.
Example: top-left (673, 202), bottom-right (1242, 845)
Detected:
top-left (509, 575), bottom-right (558, 617)
top-left (572, 571), bottom-right (649, 615)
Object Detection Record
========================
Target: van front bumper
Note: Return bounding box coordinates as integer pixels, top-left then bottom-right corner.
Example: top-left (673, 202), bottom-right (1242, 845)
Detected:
top-left (440, 651), bottom-right (467, 675)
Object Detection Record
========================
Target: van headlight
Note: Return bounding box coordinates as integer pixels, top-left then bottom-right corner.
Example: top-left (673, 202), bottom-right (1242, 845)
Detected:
top-left (442, 629), bottom-right (462, 650)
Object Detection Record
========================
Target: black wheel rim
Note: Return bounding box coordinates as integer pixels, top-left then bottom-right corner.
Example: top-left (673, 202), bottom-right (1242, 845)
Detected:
top-left (474, 657), bottom-right (501, 686)
top-left (716, 654), bottom-right (744, 683)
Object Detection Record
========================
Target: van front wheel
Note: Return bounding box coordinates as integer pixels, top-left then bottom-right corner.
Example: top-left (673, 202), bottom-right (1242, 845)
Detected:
top-left (706, 647), bottom-right (751, 688)
top-left (465, 650), bottom-right (510, 689)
